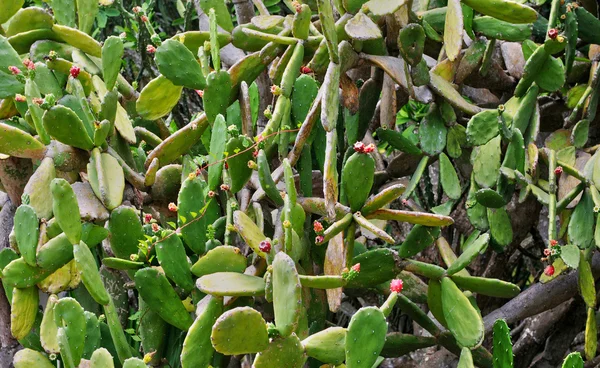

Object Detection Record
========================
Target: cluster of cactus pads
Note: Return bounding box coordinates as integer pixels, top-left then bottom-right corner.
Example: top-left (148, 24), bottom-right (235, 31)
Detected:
top-left (2, 0), bottom-right (600, 366)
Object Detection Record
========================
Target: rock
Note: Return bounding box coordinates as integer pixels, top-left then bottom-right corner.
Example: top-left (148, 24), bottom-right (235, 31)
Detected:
top-left (72, 182), bottom-right (110, 222)
top-left (501, 42), bottom-right (526, 79)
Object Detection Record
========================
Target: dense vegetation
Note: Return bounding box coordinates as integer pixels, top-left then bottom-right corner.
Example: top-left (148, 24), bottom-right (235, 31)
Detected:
top-left (1, 0), bottom-right (600, 367)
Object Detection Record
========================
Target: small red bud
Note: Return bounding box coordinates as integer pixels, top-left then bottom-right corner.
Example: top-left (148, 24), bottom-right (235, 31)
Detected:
top-left (544, 265), bottom-right (555, 276)
top-left (168, 202), bottom-right (178, 212)
top-left (315, 235), bottom-right (324, 244)
top-left (259, 240), bottom-right (272, 253)
top-left (363, 143), bottom-right (375, 154)
top-left (146, 44), bottom-right (156, 54)
top-left (300, 66), bottom-right (312, 74)
top-left (543, 248), bottom-right (552, 256)
top-left (390, 279), bottom-right (403, 293)
top-left (224, 162), bottom-right (229, 169)
top-left (253, 150), bottom-right (259, 158)
top-left (140, 15), bottom-right (149, 22)
top-left (208, 190), bottom-right (216, 198)
top-left (548, 28), bottom-right (558, 39)
top-left (8, 66), bottom-right (20, 75)
top-left (351, 263), bottom-right (361, 273)
top-left (554, 166), bottom-right (563, 175)
top-left (196, 89), bottom-right (204, 97)
top-left (550, 239), bottom-right (558, 246)
top-left (151, 223), bottom-right (160, 232)
top-left (220, 184), bottom-right (230, 191)
top-left (23, 59), bottom-right (35, 70)
top-left (313, 221), bottom-right (324, 233)
top-left (132, 6), bottom-right (142, 13)
top-left (144, 213), bottom-right (153, 224)
top-left (14, 94), bottom-right (26, 103)
top-left (70, 65), bottom-right (81, 78)
top-left (32, 98), bottom-right (44, 105)
top-left (353, 141), bottom-right (365, 153)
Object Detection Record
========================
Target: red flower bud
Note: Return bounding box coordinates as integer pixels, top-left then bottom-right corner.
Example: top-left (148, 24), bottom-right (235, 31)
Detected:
top-left (14, 94), bottom-right (26, 103)
top-left (259, 240), bottom-right (271, 253)
top-left (151, 223), bottom-right (160, 232)
top-left (196, 90), bottom-right (204, 97)
top-left (146, 44), bottom-right (156, 54)
top-left (353, 141), bottom-right (365, 153)
top-left (208, 190), bottom-right (216, 198)
top-left (144, 213), bottom-right (153, 224)
top-left (390, 279), bottom-right (403, 293)
top-left (140, 15), bottom-right (149, 22)
top-left (315, 235), bottom-right (324, 244)
top-left (300, 66), bottom-right (312, 74)
top-left (543, 248), bottom-right (551, 256)
top-left (544, 265), bottom-right (555, 276)
top-left (550, 239), bottom-right (558, 246)
top-left (23, 59), bottom-right (35, 70)
top-left (70, 65), bottom-right (81, 78)
top-left (554, 166), bottom-right (563, 175)
top-left (548, 28), bottom-right (558, 40)
top-left (313, 221), bottom-right (324, 233)
top-left (168, 202), bottom-right (178, 212)
top-left (132, 6), bottom-right (142, 13)
top-left (363, 143), bottom-right (375, 153)
top-left (351, 263), bottom-right (361, 273)
top-left (8, 66), bottom-right (20, 75)
top-left (220, 184), bottom-right (230, 191)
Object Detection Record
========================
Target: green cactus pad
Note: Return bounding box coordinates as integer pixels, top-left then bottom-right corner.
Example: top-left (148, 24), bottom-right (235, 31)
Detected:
top-left (134, 268), bottom-right (194, 331)
top-left (207, 114), bottom-right (227, 191)
top-left (204, 70), bottom-right (232, 124)
top-left (107, 206), bottom-right (144, 260)
top-left (73, 241), bottom-right (110, 305)
top-left (568, 189), bottom-right (594, 249)
top-left (42, 105), bottom-right (94, 150)
top-left (181, 295), bottom-right (223, 368)
top-left (578, 256), bottom-right (596, 309)
top-left (451, 275), bottom-right (520, 298)
top-left (365, 209), bottom-right (453, 227)
top-left (137, 296), bottom-right (167, 365)
top-left (342, 151), bottom-right (375, 212)
top-left (466, 110), bottom-right (499, 146)
top-left (345, 306), bottom-right (388, 368)
top-left (40, 294), bottom-right (59, 354)
top-left (13, 348), bottom-right (55, 368)
top-left (492, 319), bottom-right (513, 368)
top-left (155, 231), bottom-right (194, 292)
top-left (14, 204), bottom-right (39, 267)
top-left (381, 333), bottom-right (437, 358)
top-left (257, 149), bottom-right (284, 206)
top-left (376, 128), bottom-right (422, 155)
top-left (156, 39), bottom-right (206, 90)
top-left (136, 75), bottom-right (183, 120)
top-left (439, 153), bottom-right (461, 200)
top-left (22, 157), bottom-right (55, 220)
top-left (474, 188), bottom-right (506, 208)
top-left (346, 248), bottom-right (401, 288)
top-left (210, 306), bottom-right (269, 355)
top-left (225, 136), bottom-right (254, 193)
top-left (233, 210), bottom-right (269, 259)
top-left (122, 358), bottom-right (147, 368)
top-left (2, 258), bottom-right (52, 289)
top-left (196, 272), bottom-right (265, 297)
top-left (457, 347), bottom-right (474, 368)
top-left (397, 23), bottom-right (426, 66)
top-left (472, 16), bottom-right (532, 42)
top-left (11, 286), bottom-right (39, 340)
top-left (441, 277), bottom-right (484, 348)
top-left (90, 348), bottom-right (115, 368)
top-left (177, 175), bottom-right (221, 254)
top-left (473, 135), bottom-right (501, 189)
top-left (302, 327), bottom-right (346, 364)
top-left (397, 225), bottom-right (441, 258)
top-left (487, 207), bottom-right (512, 248)
top-left (191, 246), bottom-right (247, 277)
top-left (51, 178), bottom-right (81, 244)
top-left (419, 104), bottom-right (447, 156)
top-left (467, 173), bottom-right (489, 231)
top-left (561, 352), bottom-right (584, 368)
top-left (87, 148), bottom-right (125, 210)
top-left (0, 122), bottom-right (46, 159)
top-left (54, 297), bottom-right (86, 368)
top-left (273, 252), bottom-right (302, 337)
top-left (446, 233), bottom-right (489, 276)
top-left (101, 36), bottom-right (124, 90)
top-left (254, 334), bottom-right (307, 368)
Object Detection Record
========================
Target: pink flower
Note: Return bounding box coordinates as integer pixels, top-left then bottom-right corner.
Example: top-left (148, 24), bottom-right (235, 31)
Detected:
top-left (313, 221), bottom-right (324, 234)
top-left (8, 66), bottom-right (20, 75)
top-left (168, 202), bottom-right (178, 212)
top-left (315, 235), bottom-right (324, 244)
top-left (351, 263), bottom-right (360, 273)
top-left (14, 94), bottom-right (26, 103)
top-left (146, 44), bottom-right (156, 54)
top-left (144, 213), bottom-right (153, 224)
top-left (70, 66), bottom-right (81, 78)
top-left (390, 279), bottom-right (403, 293)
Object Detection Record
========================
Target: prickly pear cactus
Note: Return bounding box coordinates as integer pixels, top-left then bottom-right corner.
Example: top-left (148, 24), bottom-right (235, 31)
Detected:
top-left (1, 0), bottom-right (600, 366)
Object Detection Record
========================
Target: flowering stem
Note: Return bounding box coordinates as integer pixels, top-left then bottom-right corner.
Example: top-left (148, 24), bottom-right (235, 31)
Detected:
top-left (548, 149), bottom-right (557, 242)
